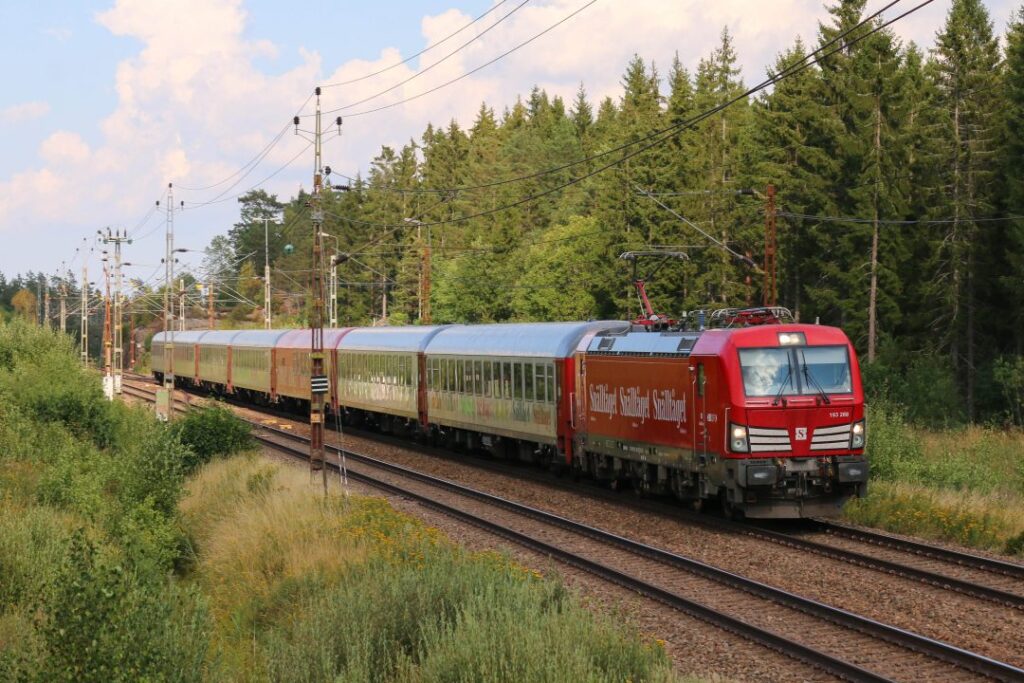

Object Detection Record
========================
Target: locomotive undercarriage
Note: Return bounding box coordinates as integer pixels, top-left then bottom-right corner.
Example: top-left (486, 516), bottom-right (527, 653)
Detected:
top-left (573, 436), bottom-right (868, 518)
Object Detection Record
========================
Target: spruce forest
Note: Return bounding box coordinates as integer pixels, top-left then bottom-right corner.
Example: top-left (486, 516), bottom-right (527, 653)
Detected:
top-left (6, 0), bottom-right (1024, 425)
top-left (159, 0), bottom-right (1024, 426)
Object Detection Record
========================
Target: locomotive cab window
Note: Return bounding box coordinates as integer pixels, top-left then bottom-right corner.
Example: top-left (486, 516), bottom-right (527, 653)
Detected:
top-left (798, 346), bottom-right (852, 395)
top-left (739, 346), bottom-right (852, 397)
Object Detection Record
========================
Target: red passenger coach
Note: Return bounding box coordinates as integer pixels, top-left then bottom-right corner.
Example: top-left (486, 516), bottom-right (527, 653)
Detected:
top-left (576, 311), bottom-right (868, 518)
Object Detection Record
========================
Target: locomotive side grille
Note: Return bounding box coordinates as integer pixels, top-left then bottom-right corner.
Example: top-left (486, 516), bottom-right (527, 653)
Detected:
top-left (748, 426), bottom-right (791, 452)
top-left (811, 423), bottom-right (851, 450)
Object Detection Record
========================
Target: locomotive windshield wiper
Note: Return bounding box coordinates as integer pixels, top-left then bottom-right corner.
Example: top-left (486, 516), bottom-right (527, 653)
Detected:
top-left (772, 367), bottom-right (793, 406)
top-left (799, 350), bottom-right (831, 405)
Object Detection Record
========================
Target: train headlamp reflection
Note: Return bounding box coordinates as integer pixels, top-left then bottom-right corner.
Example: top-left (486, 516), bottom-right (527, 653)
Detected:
top-left (777, 332), bottom-right (806, 346)
top-left (850, 419), bottom-right (866, 449)
top-left (730, 423), bottom-right (749, 453)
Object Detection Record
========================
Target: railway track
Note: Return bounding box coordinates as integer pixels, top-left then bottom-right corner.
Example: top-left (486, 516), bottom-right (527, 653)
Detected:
top-left (121, 380), bottom-right (1024, 682)
top-left (127, 375), bottom-right (1024, 610)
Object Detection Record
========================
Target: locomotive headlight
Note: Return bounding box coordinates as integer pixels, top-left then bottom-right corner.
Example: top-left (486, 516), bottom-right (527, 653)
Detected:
top-left (730, 423), bottom-right (749, 453)
top-left (850, 420), bottom-right (865, 449)
top-left (778, 332), bottom-right (806, 346)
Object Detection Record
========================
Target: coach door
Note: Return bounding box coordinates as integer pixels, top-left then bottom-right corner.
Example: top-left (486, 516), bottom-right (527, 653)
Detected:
top-left (691, 361), bottom-right (708, 463)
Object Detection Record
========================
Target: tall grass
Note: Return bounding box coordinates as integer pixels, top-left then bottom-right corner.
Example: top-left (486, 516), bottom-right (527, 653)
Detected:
top-left (182, 457), bottom-right (679, 682)
top-left (847, 400), bottom-right (1024, 555)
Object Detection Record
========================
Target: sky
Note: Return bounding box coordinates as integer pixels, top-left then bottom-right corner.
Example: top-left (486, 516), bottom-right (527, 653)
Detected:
top-left (0, 0), bottom-right (1017, 284)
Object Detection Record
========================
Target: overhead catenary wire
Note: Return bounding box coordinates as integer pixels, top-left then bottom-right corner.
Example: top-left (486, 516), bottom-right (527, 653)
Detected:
top-left (778, 211), bottom-right (1024, 225)
top-left (321, 0), bottom-right (514, 88)
top-left (326, 0), bottom-right (908, 201)
top-left (182, 141), bottom-right (314, 210)
top-left (173, 89), bottom-right (317, 195)
top-left (324, 0), bottom-right (599, 117)
top-left (322, 0), bottom-right (930, 237)
top-left (325, 0), bottom-right (531, 112)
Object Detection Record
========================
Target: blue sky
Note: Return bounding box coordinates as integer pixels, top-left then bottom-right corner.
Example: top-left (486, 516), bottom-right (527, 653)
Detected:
top-left (0, 0), bottom-right (1017, 283)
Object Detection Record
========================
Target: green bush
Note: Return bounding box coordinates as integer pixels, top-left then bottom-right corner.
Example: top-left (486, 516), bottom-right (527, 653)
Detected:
top-left (864, 400), bottom-right (924, 482)
top-left (0, 321), bottom-right (117, 447)
top-left (38, 531), bottom-right (209, 683)
top-left (172, 403), bottom-right (253, 474)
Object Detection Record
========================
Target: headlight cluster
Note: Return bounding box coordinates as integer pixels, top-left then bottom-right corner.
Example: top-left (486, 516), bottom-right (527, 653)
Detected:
top-left (730, 423), bottom-right (749, 453)
top-left (850, 419), bottom-right (866, 449)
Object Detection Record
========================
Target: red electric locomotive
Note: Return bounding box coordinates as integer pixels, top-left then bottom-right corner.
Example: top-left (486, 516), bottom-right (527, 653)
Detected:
top-left (574, 307), bottom-right (868, 518)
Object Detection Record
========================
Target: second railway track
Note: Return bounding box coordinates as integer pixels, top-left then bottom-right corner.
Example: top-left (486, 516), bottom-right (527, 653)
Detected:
top-left (122, 380), bottom-right (1024, 682)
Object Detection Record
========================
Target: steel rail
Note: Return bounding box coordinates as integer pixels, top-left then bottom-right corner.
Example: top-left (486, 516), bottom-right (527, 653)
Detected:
top-left (123, 382), bottom-right (886, 681)
top-left (254, 430), bottom-right (892, 683)
top-left (809, 520), bottom-right (1024, 580)
top-left (123, 379), bottom-right (1024, 681)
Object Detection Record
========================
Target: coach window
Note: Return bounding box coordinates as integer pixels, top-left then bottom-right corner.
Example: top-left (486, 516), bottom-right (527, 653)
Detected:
top-left (473, 360), bottom-right (482, 396)
top-left (512, 363), bottom-right (522, 400)
top-left (524, 362), bottom-right (534, 402)
top-left (483, 361), bottom-right (492, 397)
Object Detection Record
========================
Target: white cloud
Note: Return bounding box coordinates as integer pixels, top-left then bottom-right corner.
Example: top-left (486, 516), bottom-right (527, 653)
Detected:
top-left (0, 0), bottom-right (1017, 274)
top-left (0, 101), bottom-right (51, 125)
top-left (40, 131), bottom-right (91, 166)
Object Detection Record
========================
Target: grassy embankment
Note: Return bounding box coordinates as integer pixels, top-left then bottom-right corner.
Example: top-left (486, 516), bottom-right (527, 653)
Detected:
top-left (0, 320), bottom-right (681, 682)
top-left (845, 402), bottom-right (1024, 556)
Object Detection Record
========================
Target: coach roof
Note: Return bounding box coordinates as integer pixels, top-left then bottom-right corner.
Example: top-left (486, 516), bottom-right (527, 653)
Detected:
top-left (275, 328), bottom-right (354, 349)
top-left (229, 330), bottom-right (291, 348)
top-left (426, 321), bottom-right (629, 359)
top-left (338, 325), bottom-right (450, 352)
top-left (151, 331), bottom-right (212, 345)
